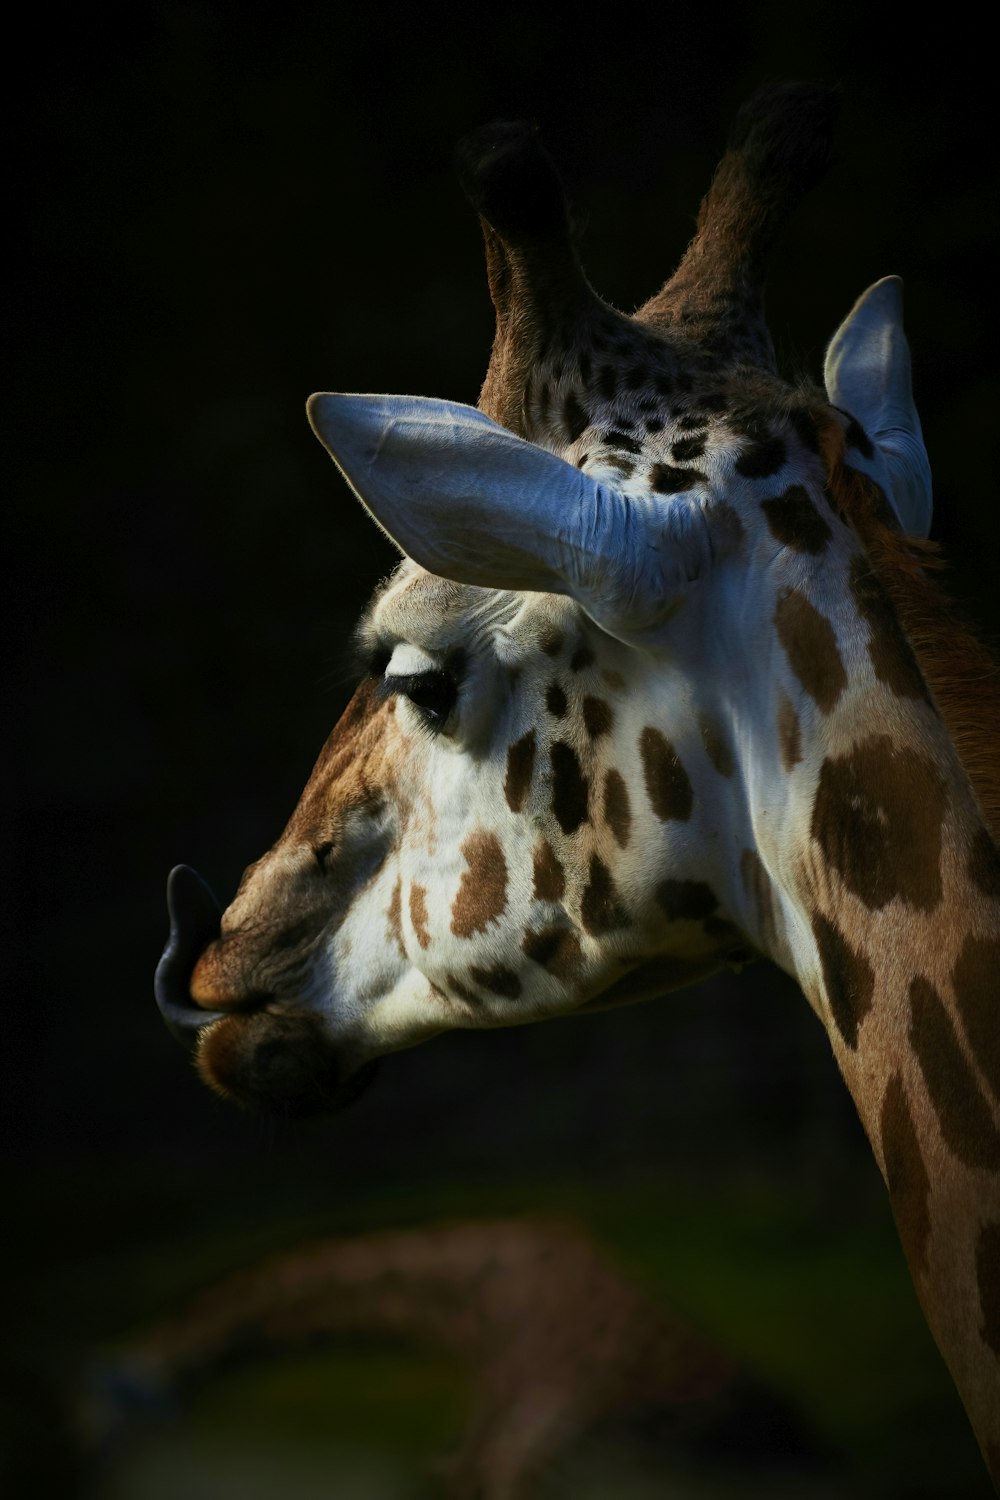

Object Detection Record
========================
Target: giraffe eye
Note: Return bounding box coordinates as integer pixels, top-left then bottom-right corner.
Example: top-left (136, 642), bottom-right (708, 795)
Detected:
top-left (391, 671), bottom-right (457, 725)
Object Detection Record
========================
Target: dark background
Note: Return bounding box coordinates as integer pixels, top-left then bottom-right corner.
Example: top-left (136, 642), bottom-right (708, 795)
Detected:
top-left (8, 3), bottom-right (999, 1495)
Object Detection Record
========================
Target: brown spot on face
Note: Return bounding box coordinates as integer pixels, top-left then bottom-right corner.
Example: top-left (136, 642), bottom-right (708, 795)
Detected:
top-left (650, 462), bottom-right (705, 494)
top-left (909, 975), bottom-right (1000, 1170)
top-left (550, 741), bottom-right (589, 834)
top-left (640, 728), bottom-right (693, 822)
top-left (583, 696), bottom-right (613, 738)
top-left (655, 880), bottom-right (718, 922)
top-left (504, 730), bottom-right (536, 814)
top-left (581, 855), bottom-right (630, 935)
top-left (546, 681), bottom-right (568, 718)
top-left (811, 911), bottom-right (875, 1049)
top-left (777, 693), bottom-right (802, 772)
top-left (387, 878), bottom-right (405, 956)
top-left (607, 456), bottom-right (634, 477)
top-left (952, 934), bottom-right (1000, 1103)
top-left (968, 828), bottom-right (1000, 898)
top-left (570, 643), bottom-right (595, 672)
top-left (811, 737), bottom-right (945, 910)
top-left (602, 769), bottom-right (631, 848)
top-left (735, 433), bottom-right (786, 478)
top-left (698, 713), bottom-right (733, 777)
top-left (880, 1073), bottom-right (932, 1274)
top-left (849, 557), bottom-right (929, 701)
top-left (470, 964), bottom-right (522, 1000)
top-left (774, 588), bottom-right (847, 714)
top-left (762, 483), bottom-right (832, 553)
top-left (533, 840), bottom-right (565, 902)
top-left (409, 885), bottom-right (430, 949)
top-left (602, 669), bottom-right (626, 691)
top-left (522, 925), bottom-right (582, 980)
top-left (450, 831), bottom-right (508, 937)
top-left (539, 626), bottom-right (564, 657)
top-left (976, 1222), bottom-right (1000, 1359)
top-left (672, 433), bottom-right (706, 462)
top-left (605, 429), bottom-right (642, 453)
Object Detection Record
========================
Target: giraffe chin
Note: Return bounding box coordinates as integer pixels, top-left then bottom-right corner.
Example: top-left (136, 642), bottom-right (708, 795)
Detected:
top-left (195, 1011), bottom-right (380, 1118)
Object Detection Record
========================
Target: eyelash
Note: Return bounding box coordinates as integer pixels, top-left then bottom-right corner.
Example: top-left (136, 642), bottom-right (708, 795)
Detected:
top-left (384, 670), bottom-right (457, 726)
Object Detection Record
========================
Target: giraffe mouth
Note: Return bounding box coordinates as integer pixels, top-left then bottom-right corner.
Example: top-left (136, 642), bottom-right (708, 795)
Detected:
top-left (155, 865), bottom-right (382, 1117)
top-left (154, 865), bottom-right (229, 1047)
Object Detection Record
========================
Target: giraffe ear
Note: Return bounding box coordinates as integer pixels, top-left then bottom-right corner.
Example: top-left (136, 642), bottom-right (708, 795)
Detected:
top-left (306, 392), bottom-right (709, 638)
top-left (823, 276), bottom-right (933, 537)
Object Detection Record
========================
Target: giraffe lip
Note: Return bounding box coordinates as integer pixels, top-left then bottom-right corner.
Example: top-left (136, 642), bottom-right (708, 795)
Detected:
top-left (154, 865), bottom-right (228, 1047)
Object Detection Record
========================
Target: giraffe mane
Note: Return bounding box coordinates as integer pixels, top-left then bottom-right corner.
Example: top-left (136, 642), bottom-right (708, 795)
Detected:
top-left (819, 414), bottom-right (1000, 842)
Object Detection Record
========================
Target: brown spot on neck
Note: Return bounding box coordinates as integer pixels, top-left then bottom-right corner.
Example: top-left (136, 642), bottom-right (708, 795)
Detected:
top-left (640, 728), bottom-right (694, 822)
top-left (777, 693), bottom-right (802, 772)
top-left (810, 737), bottom-right (945, 911)
top-left (583, 696), bottom-right (613, 738)
top-left (546, 681), bottom-right (568, 717)
top-left (909, 975), bottom-right (1000, 1171)
top-left (762, 483), bottom-right (831, 553)
top-left (469, 964), bottom-right (522, 1000)
top-left (522, 925), bottom-right (582, 980)
top-left (550, 741), bottom-right (589, 834)
top-left (849, 555), bottom-right (930, 701)
top-left (811, 911), bottom-right (874, 1049)
top-left (581, 855), bottom-right (630, 935)
top-left (774, 588), bottom-right (847, 714)
top-left (409, 884), bottom-right (430, 949)
top-left (451, 831), bottom-right (509, 937)
top-left (504, 730), bottom-right (536, 813)
top-left (387, 878), bottom-right (405, 957)
top-left (533, 840), bottom-right (565, 902)
top-left (602, 769), bottom-right (631, 848)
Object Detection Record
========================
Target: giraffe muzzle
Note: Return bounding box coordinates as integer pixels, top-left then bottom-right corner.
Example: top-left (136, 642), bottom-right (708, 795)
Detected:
top-left (154, 865), bottom-right (229, 1047)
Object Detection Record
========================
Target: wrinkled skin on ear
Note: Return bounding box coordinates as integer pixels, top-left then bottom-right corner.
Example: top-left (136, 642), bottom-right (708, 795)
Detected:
top-left (824, 276), bottom-right (933, 536)
top-left (306, 393), bottom-right (712, 644)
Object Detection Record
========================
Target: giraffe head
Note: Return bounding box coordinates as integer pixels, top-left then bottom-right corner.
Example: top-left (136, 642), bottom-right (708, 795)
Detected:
top-left (156, 84), bottom-right (933, 1115)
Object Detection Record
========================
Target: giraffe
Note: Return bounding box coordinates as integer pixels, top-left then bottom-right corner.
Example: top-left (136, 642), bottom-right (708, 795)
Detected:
top-left (155, 84), bottom-right (1000, 1485)
top-left (85, 1216), bottom-right (819, 1498)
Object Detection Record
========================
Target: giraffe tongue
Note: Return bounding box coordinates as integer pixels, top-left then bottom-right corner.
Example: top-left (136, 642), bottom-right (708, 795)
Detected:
top-left (154, 865), bottom-right (228, 1046)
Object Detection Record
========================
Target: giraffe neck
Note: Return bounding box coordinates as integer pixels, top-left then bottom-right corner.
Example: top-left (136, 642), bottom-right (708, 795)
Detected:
top-left (736, 610), bottom-right (1000, 1479)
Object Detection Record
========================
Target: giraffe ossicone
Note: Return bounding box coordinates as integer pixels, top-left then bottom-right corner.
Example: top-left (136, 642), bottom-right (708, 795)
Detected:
top-left (155, 83), bottom-right (1000, 1484)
